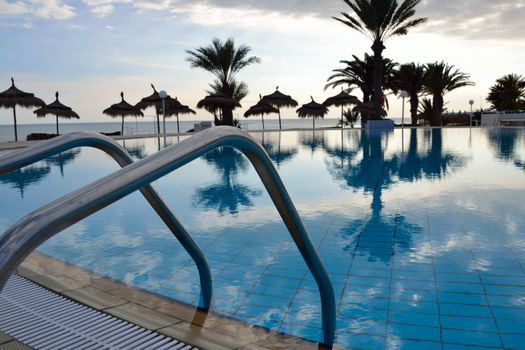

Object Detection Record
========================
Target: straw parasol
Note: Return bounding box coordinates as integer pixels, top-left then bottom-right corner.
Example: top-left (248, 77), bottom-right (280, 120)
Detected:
top-left (163, 96), bottom-right (196, 134)
top-left (34, 92), bottom-right (79, 135)
top-left (136, 84), bottom-right (163, 134)
top-left (244, 95), bottom-right (279, 131)
top-left (103, 92), bottom-right (143, 136)
top-left (297, 97), bottom-right (329, 129)
top-left (323, 90), bottom-right (360, 129)
top-left (261, 87), bottom-right (298, 130)
top-left (0, 77), bottom-right (45, 141)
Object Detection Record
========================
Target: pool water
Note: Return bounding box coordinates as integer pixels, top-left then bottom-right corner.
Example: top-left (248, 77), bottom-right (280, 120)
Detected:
top-left (1, 128), bottom-right (525, 349)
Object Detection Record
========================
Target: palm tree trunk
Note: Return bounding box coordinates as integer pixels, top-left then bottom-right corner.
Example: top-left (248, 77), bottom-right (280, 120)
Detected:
top-left (432, 94), bottom-right (444, 126)
top-left (222, 108), bottom-right (234, 126)
top-left (410, 94), bottom-right (419, 126)
top-left (12, 107), bottom-right (18, 142)
top-left (372, 39), bottom-right (386, 120)
top-left (56, 115), bottom-right (59, 134)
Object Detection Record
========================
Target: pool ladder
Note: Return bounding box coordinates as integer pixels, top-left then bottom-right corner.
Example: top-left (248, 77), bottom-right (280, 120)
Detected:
top-left (0, 127), bottom-right (336, 348)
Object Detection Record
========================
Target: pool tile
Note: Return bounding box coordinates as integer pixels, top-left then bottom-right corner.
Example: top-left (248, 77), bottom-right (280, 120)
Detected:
top-left (336, 333), bottom-right (386, 349)
top-left (441, 315), bottom-right (498, 332)
top-left (501, 334), bottom-right (525, 350)
top-left (387, 323), bottom-right (441, 342)
top-left (389, 311), bottom-right (440, 328)
top-left (442, 329), bottom-right (502, 348)
top-left (386, 337), bottom-right (442, 350)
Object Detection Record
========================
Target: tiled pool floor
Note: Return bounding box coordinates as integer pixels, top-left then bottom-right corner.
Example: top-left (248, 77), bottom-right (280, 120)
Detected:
top-left (1, 128), bottom-right (525, 349)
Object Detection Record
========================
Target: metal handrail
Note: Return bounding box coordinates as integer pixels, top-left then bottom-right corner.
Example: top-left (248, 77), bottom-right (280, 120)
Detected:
top-left (0, 127), bottom-right (336, 347)
top-left (0, 132), bottom-right (212, 311)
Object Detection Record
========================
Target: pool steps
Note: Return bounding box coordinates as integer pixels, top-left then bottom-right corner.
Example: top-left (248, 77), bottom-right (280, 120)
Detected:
top-left (0, 127), bottom-right (336, 347)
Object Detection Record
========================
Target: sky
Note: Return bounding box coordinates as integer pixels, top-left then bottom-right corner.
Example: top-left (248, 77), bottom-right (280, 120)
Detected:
top-left (0, 0), bottom-right (524, 124)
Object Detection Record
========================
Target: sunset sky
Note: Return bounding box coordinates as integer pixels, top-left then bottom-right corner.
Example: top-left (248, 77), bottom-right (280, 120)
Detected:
top-left (0, 0), bottom-right (524, 124)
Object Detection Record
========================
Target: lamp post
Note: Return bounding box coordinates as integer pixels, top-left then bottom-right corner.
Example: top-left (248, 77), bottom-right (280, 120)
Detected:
top-left (399, 90), bottom-right (409, 128)
top-left (469, 99), bottom-right (475, 127)
top-left (159, 90), bottom-right (168, 135)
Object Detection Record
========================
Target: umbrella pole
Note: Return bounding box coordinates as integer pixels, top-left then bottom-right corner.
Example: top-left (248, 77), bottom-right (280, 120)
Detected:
top-left (176, 114), bottom-right (180, 134)
top-left (156, 111), bottom-right (160, 134)
top-left (12, 107), bottom-right (18, 142)
top-left (341, 106), bottom-right (344, 129)
top-left (56, 115), bottom-right (59, 135)
top-left (313, 117), bottom-right (315, 129)
top-left (121, 116), bottom-right (124, 136)
top-left (262, 115), bottom-right (265, 131)
top-left (278, 108), bottom-right (282, 130)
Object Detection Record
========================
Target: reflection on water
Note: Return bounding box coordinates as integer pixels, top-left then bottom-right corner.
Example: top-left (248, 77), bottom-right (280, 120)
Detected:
top-left (325, 129), bottom-right (466, 263)
top-left (259, 132), bottom-right (298, 168)
top-left (0, 149), bottom-right (81, 197)
top-left (44, 149), bottom-right (81, 176)
top-left (486, 128), bottom-right (525, 173)
top-left (193, 147), bottom-right (262, 215)
top-left (2, 128), bottom-right (525, 348)
top-left (0, 165), bottom-right (51, 198)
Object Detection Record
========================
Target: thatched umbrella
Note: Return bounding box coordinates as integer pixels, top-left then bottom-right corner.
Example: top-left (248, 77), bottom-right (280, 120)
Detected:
top-left (197, 93), bottom-right (241, 125)
top-left (103, 92), bottom-right (143, 136)
top-left (0, 77), bottom-right (45, 141)
top-left (323, 90), bottom-right (360, 129)
top-left (163, 96), bottom-right (196, 134)
top-left (34, 92), bottom-right (79, 135)
top-left (261, 87), bottom-right (298, 130)
top-left (244, 95), bottom-right (279, 131)
top-left (136, 84), bottom-right (163, 134)
top-left (297, 97), bottom-right (328, 129)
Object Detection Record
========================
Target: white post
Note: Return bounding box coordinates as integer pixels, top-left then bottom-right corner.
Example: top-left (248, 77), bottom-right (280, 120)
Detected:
top-left (399, 91), bottom-right (409, 128)
top-left (469, 100), bottom-right (475, 128)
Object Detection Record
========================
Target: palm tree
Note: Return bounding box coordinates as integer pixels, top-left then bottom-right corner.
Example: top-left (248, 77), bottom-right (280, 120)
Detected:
top-left (417, 97), bottom-right (433, 125)
top-left (486, 74), bottom-right (525, 111)
top-left (423, 62), bottom-right (474, 126)
top-left (334, 0), bottom-right (427, 119)
top-left (186, 38), bottom-right (260, 126)
top-left (394, 63), bottom-right (426, 126)
top-left (326, 53), bottom-right (398, 125)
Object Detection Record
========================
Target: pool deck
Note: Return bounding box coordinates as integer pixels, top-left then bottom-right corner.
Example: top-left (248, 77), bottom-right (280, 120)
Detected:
top-left (13, 252), bottom-right (330, 350)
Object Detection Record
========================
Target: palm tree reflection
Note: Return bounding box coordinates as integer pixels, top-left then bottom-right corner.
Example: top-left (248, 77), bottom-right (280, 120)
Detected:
top-left (325, 129), bottom-right (466, 263)
top-left (0, 165), bottom-right (51, 198)
top-left (486, 128), bottom-right (525, 165)
top-left (194, 147), bottom-right (262, 215)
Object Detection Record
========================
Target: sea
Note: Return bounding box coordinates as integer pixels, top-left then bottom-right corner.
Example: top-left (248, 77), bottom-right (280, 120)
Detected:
top-left (0, 117), bottom-right (404, 143)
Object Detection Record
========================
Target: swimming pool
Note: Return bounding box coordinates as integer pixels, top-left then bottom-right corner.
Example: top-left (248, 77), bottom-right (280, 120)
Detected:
top-left (1, 128), bottom-right (525, 349)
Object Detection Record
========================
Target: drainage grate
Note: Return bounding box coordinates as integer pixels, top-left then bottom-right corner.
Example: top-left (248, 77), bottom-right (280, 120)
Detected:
top-left (0, 275), bottom-right (198, 350)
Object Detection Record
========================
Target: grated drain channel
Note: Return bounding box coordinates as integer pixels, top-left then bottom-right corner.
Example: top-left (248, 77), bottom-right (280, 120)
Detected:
top-left (0, 274), bottom-right (198, 350)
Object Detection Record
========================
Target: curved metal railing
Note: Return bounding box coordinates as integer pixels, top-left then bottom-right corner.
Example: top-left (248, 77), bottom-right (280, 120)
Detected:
top-left (0, 132), bottom-right (212, 311)
top-left (0, 127), bottom-right (336, 347)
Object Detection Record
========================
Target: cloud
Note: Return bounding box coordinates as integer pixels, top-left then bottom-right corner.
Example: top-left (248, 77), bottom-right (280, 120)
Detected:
top-left (91, 4), bottom-right (114, 17)
top-left (77, 0), bottom-right (523, 41)
top-left (0, 0), bottom-right (75, 20)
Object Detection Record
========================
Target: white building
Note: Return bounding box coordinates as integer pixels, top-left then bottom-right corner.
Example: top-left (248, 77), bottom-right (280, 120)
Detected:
top-left (481, 111), bottom-right (525, 127)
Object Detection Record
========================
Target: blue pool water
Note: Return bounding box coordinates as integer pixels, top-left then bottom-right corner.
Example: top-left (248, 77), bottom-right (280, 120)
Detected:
top-left (1, 128), bottom-right (525, 349)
